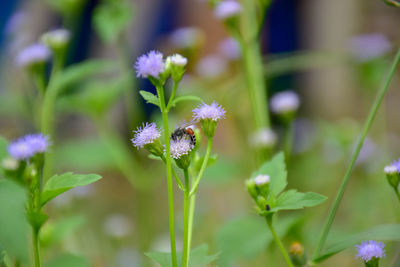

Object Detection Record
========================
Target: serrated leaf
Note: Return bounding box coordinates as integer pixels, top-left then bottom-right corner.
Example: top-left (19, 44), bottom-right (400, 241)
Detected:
top-left (140, 90), bottom-right (160, 107)
top-left (170, 95), bottom-right (203, 108)
top-left (44, 253), bottom-right (89, 267)
top-left (93, 0), bottom-right (133, 43)
top-left (253, 152), bottom-right (287, 198)
top-left (314, 224), bottom-right (400, 262)
top-left (272, 190), bottom-right (327, 212)
top-left (41, 172), bottom-right (102, 206)
top-left (216, 215), bottom-right (300, 267)
top-left (0, 179), bottom-right (29, 262)
top-left (145, 244), bottom-right (218, 267)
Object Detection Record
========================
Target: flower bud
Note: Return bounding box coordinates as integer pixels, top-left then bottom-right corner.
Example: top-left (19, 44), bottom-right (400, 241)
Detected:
top-left (41, 29), bottom-right (71, 52)
top-left (384, 165), bottom-right (400, 190)
top-left (289, 242), bottom-right (307, 266)
top-left (192, 102), bottom-right (226, 138)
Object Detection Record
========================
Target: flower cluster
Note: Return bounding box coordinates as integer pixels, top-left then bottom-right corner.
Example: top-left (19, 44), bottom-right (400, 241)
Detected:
top-left (8, 133), bottom-right (50, 160)
top-left (41, 29), bottom-right (71, 50)
top-left (131, 123), bottom-right (161, 149)
top-left (192, 102), bottom-right (226, 122)
top-left (355, 240), bottom-right (385, 263)
top-left (170, 138), bottom-right (194, 160)
top-left (349, 34), bottom-right (392, 62)
top-left (270, 91), bottom-right (300, 115)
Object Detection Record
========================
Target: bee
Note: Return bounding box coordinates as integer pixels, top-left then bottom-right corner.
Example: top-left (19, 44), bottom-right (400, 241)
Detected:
top-left (171, 123), bottom-right (196, 147)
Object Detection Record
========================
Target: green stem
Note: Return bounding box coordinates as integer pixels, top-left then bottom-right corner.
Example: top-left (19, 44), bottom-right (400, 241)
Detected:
top-left (182, 168), bottom-right (190, 267)
top-left (189, 138), bottom-right (213, 197)
top-left (156, 84), bottom-right (177, 267)
top-left (166, 81), bottom-right (179, 112)
top-left (283, 121), bottom-right (294, 165)
top-left (160, 155), bottom-right (185, 191)
top-left (187, 194), bottom-right (196, 262)
top-left (312, 47), bottom-right (400, 261)
top-left (266, 217), bottom-right (293, 267)
top-left (33, 229), bottom-right (41, 267)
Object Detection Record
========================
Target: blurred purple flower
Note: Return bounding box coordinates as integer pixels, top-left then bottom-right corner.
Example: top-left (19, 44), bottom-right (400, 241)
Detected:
top-left (192, 102), bottom-right (226, 122)
top-left (196, 55), bottom-right (227, 78)
top-left (270, 91), bottom-right (300, 114)
top-left (390, 158), bottom-right (400, 172)
top-left (8, 133), bottom-right (50, 160)
top-left (131, 123), bottom-right (161, 149)
top-left (355, 240), bottom-right (385, 262)
top-left (349, 34), bottom-right (392, 62)
top-left (169, 27), bottom-right (203, 49)
top-left (215, 0), bottom-right (242, 19)
top-left (15, 43), bottom-right (51, 67)
top-left (218, 38), bottom-right (241, 60)
top-left (135, 51), bottom-right (165, 79)
top-left (4, 12), bottom-right (26, 36)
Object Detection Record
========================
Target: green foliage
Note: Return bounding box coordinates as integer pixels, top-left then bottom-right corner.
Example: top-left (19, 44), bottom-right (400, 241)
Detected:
top-left (140, 90), bottom-right (160, 107)
top-left (192, 153), bottom-right (218, 174)
top-left (314, 224), bottom-right (400, 263)
top-left (93, 0), bottom-right (134, 43)
top-left (0, 179), bottom-right (29, 262)
top-left (145, 244), bottom-right (218, 267)
top-left (45, 0), bottom-right (87, 17)
top-left (169, 95), bottom-right (203, 109)
top-left (54, 60), bottom-right (118, 94)
top-left (40, 215), bottom-right (86, 247)
top-left (0, 136), bottom-right (8, 176)
top-left (272, 190), bottom-right (328, 212)
top-left (216, 215), bottom-right (300, 266)
top-left (251, 152), bottom-right (326, 214)
top-left (44, 253), bottom-right (89, 267)
top-left (41, 172), bottom-right (102, 206)
top-left (58, 74), bottom-right (131, 116)
top-left (54, 138), bottom-right (113, 171)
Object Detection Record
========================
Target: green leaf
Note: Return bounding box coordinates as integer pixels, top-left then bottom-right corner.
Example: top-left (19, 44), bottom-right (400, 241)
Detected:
top-left (145, 244), bottom-right (218, 267)
top-left (93, 0), bottom-right (134, 43)
top-left (41, 172), bottom-right (102, 206)
top-left (139, 90), bottom-right (160, 107)
top-left (40, 215), bottom-right (86, 247)
top-left (170, 95), bottom-right (203, 108)
top-left (314, 224), bottom-right (400, 263)
top-left (44, 253), bottom-right (89, 267)
top-left (253, 152), bottom-right (287, 198)
top-left (216, 215), bottom-right (300, 267)
top-left (0, 179), bottom-right (29, 262)
top-left (192, 153), bottom-right (218, 174)
top-left (272, 190), bottom-right (327, 212)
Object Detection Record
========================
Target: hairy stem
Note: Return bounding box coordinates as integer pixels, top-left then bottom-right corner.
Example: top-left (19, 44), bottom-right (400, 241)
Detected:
top-left (312, 47), bottom-right (400, 261)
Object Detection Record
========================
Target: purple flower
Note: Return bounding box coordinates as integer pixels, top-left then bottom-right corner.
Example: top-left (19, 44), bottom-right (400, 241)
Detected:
top-left (170, 138), bottom-right (194, 159)
top-left (15, 43), bottom-right (51, 68)
top-left (349, 34), bottom-right (392, 62)
top-left (391, 158), bottom-right (400, 172)
top-left (355, 241), bottom-right (385, 262)
top-left (215, 0), bottom-right (242, 19)
top-left (270, 91), bottom-right (300, 114)
top-left (134, 51), bottom-right (165, 79)
top-left (169, 27), bottom-right (203, 49)
top-left (8, 133), bottom-right (50, 160)
top-left (192, 102), bottom-right (226, 121)
top-left (218, 38), bottom-right (241, 60)
top-left (131, 123), bottom-right (161, 149)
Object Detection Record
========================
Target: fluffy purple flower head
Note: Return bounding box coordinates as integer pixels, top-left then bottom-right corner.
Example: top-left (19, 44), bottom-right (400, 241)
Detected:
top-left (131, 123), bottom-right (161, 149)
top-left (196, 55), bottom-right (227, 78)
top-left (170, 138), bottom-right (194, 159)
top-left (15, 43), bottom-right (51, 67)
top-left (135, 50), bottom-right (165, 79)
top-left (356, 241), bottom-right (385, 262)
top-left (192, 102), bottom-right (226, 122)
top-left (8, 133), bottom-right (50, 160)
top-left (349, 34), bottom-right (392, 62)
top-left (215, 0), bottom-right (242, 19)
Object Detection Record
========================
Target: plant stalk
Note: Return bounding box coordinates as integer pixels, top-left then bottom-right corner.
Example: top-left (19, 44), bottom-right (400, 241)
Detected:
top-left (182, 168), bottom-right (190, 267)
top-left (312, 47), bottom-right (400, 260)
top-left (266, 217), bottom-right (293, 267)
